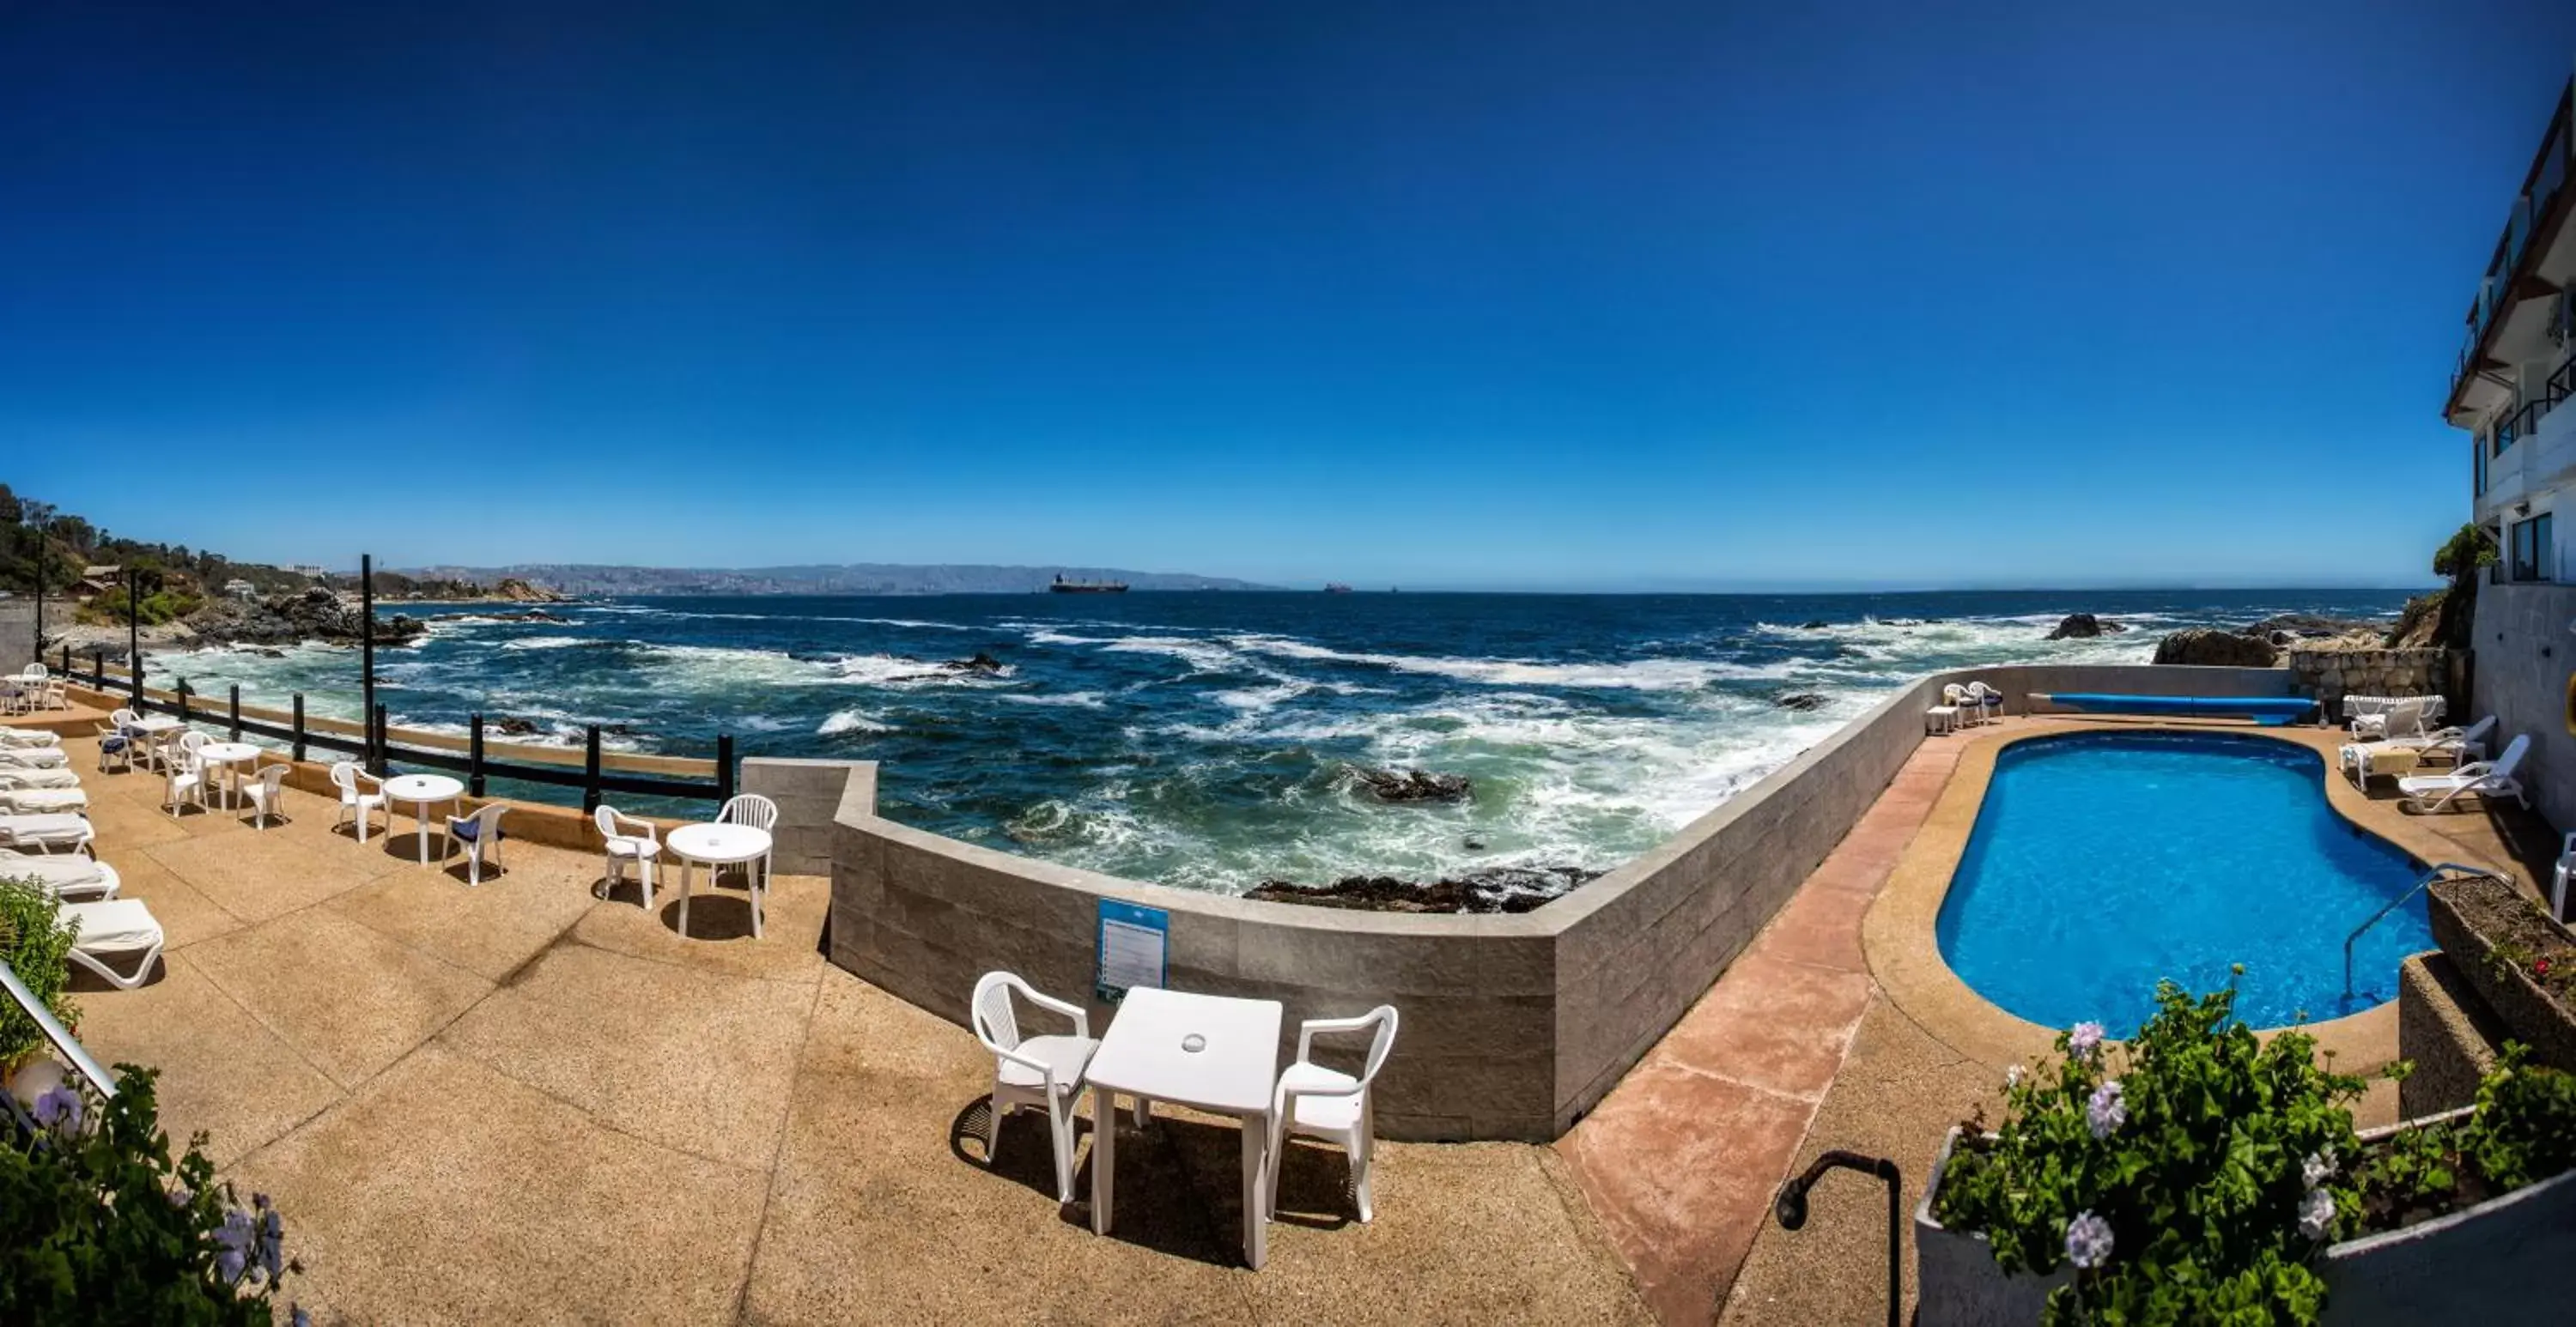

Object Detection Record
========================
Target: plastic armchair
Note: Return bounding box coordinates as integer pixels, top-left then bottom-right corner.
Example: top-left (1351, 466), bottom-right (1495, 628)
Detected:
top-left (445, 803), bottom-right (508, 886)
top-left (330, 761), bottom-right (388, 843)
top-left (2553, 832), bottom-right (2576, 924)
top-left (161, 752), bottom-right (207, 820)
top-left (970, 971), bottom-right (1099, 1204)
top-left (716, 792), bottom-right (780, 899)
top-left (1965, 681), bottom-right (2006, 722)
top-left (1266, 1005), bottom-right (1400, 1224)
top-left (1941, 683), bottom-right (1979, 727)
top-left (240, 763), bottom-right (290, 829)
top-left (93, 720), bottom-right (133, 774)
top-left (594, 804), bottom-right (663, 906)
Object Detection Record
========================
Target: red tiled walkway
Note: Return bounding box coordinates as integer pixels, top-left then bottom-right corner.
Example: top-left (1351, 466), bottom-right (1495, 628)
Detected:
top-left (1557, 739), bottom-right (1962, 1326)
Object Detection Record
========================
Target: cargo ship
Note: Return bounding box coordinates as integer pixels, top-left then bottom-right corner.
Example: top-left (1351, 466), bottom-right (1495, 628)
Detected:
top-left (1323, 583), bottom-right (1353, 593)
top-left (1048, 575), bottom-right (1128, 594)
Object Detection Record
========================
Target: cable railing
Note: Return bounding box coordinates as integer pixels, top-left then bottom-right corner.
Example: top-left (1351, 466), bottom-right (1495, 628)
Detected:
top-left (53, 647), bottom-right (736, 813)
top-left (2343, 862), bottom-right (2496, 999)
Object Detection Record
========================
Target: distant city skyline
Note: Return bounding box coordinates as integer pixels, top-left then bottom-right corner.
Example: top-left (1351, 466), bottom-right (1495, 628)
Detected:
top-left (8, 3), bottom-right (2573, 590)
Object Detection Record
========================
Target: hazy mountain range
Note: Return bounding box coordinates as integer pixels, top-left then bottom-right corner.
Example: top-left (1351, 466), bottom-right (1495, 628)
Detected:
top-left (397, 563), bottom-right (1276, 597)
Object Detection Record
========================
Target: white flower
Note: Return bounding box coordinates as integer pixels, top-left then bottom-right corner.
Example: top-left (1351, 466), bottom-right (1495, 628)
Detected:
top-left (2085, 1080), bottom-right (2126, 1140)
top-left (2297, 1187), bottom-right (2336, 1241)
top-left (2004, 1063), bottom-right (2026, 1089)
top-left (2301, 1149), bottom-right (2336, 1190)
top-left (2065, 1210), bottom-right (2115, 1269)
top-left (2069, 1022), bottom-right (2105, 1060)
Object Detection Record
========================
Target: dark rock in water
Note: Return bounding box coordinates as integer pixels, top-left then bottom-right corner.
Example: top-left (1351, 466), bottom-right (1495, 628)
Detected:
top-left (2151, 627), bottom-right (2279, 668)
top-left (2044, 613), bottom-right (2123, 639)
top-left (1463, 838), bottom-right (1487, 851)
top-left (943, 651), bottom-right (1006, 674)
top-left (1797, 620), bottom-right (1831, 630)
top-left (1245, 865), bottom-right (1601, 914)
top-left (1348, 767), bottom-right (1473, 803)
top-left (490, 718), bottom-right (541, 736)
top-left (2238, 613), bottom-right (2372, 640)
top-left (1773, 692), bottom-right (1829, 712)
top-left (252, 647), bottom-right (287, 658)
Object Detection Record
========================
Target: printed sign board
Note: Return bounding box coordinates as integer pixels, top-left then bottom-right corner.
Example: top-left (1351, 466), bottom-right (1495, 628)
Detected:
top-left (1095, 899), bottom-right (1170, 1003)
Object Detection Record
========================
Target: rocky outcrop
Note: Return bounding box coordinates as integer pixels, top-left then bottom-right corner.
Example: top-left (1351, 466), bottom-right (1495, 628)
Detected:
top-left (188, 586), bottom-right (425, 649)
top-left (2044, 613), bottom-right (2123, 639)
top-left (944, 652), bottom-right (1006, 675)
top-left (491, 577), bottom-right (569, 603)
top-left (1773, 693), bottom-right (1828, 712)
top-left (2150, 627), bottom-right (2280, 668)
top-left (1347, 767), bottom-right (1473, 803)
top-left (1244, 865), bottom-right (1600, 914)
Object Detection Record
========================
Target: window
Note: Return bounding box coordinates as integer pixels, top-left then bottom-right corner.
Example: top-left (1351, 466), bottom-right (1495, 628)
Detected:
top-left (2477, 433), bottom-right (2489, 496)
top-left (2511, 512), bottom-right (2555, 581)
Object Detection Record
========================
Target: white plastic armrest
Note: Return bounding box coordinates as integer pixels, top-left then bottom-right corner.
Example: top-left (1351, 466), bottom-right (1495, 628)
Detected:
top-left (2560, 830), bottom-right (2576, 860)
top-left (1019, 986), bottom-right (1090, 1039)
top-left (2451, 761), bottom-right (2494, 779)
top-left (991, 1042), bottom-right (1062, 1092)
top-left (1296, 1014), bottom-right (1379, 1061)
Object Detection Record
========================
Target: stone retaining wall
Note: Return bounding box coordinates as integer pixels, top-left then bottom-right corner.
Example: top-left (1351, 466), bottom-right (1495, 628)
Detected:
top-left (2287, 646), bottom-right (2451, 718)
top-left (823, 661), bottom-right (2300, 1142)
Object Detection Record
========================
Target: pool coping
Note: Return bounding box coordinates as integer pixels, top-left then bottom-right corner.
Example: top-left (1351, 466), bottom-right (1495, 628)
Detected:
top-left (1862, 718), bottom-right (2508, 1073)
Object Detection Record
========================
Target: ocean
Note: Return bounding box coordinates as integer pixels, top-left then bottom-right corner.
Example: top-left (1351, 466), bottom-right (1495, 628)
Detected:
top-left (151, 588), bottom-right (2417, 895)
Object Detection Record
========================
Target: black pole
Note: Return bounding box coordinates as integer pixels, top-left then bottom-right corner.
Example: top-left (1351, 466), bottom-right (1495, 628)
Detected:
top-left (716, 734), bottom-right (736, 807)
top-left (29, 517), bottom-right (42, 664)
top-left (228, 685), bottom-right (242, 740)
top-left (175, 678), bottom-right (191, 725)
top-left (581, 724), bottom-right (603, 813)
top-left (360, 554), bottom-right (376, 771)
top-left (468, 713), bottom-right (486, 798)
top-left (125, 568), bottom-right (141, 707)
top-left (1772, 1151), bottom-right (1903, 1327)
top-left (371, 704), bottom-right (388, 778)
top-left (292, 694), bottom-right (307, 763)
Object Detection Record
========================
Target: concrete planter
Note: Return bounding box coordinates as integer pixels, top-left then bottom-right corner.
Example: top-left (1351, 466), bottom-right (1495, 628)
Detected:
top-left (2425, 876), bottom-right (2576, 1073)
top-left (1916, 1115), bottom-right (2576, 1326)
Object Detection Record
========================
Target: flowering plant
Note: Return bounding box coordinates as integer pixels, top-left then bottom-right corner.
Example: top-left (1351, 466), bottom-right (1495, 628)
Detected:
top-left (1932, 979), bottom-right (2368, 1325)
top-left (0, 1066), bottom-right (303, 1324)
top-left (0, 879), bottom-right (81, 1070)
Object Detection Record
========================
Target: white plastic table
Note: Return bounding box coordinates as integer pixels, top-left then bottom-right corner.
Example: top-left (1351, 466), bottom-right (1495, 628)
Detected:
top-left (1084, 986), bottom-right (1285, 1269)
top-left (380, 773), bottom-right (466, 864)
top-left (196, 742), bottom-right (260, 809)
top-left (131, 714), bottom-right (182, 733)
top-left (667, 821), bottom-right (774, 939)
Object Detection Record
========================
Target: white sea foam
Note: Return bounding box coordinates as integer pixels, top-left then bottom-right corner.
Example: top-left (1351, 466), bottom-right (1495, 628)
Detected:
top-left (999, 691), bottom-right (1109, 708)
top-left (818, 708), bottom-right (894, 736)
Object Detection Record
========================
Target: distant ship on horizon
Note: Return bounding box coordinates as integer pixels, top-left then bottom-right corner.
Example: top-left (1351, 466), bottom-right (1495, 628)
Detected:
top-left (1323, 582), bottom-right (1353, 593)
top-left (1048, 574), bottom-right (1128, 594)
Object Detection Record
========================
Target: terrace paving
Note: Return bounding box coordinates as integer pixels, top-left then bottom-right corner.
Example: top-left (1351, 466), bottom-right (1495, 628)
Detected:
top-left (29, 732), bottom-right (1649, 1325)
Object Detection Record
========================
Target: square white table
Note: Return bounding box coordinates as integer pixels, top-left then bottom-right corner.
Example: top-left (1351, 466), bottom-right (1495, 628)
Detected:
top-left (1084, 986), bottom-right (1284, 1269)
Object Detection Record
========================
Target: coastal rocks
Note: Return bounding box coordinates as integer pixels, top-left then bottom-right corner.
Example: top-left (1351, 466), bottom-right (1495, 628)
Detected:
top-left (491, 577), bottom-right (569, 603)
top-left (2150, 627), bottom-right (2279, 668)
top-left (2044, 613), bottom-right (2123, 639)
top-left (1773, 692), bottom-right (1829, 712)
top-left (457, 609), bottom-right (570, 625)
top-left (1797, 620), bottom-right (1832, 630)
top-left (944, 652), bottom-right (1005, 675)
top-left (491, 718), bottom-right (542, 736)
top-left (1346, 767), bottom-right (1473, 803)
top-left (1245, 865), bottom-right (1600, 914)
top-left (190, 586), bottom-right (425, 649)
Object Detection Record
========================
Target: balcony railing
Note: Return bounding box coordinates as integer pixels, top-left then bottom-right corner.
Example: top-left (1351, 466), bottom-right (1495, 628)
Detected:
top-left (2451, 81), bottom-right (2576, 403)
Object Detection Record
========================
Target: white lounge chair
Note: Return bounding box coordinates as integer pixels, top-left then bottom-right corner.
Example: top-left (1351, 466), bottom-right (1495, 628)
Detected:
top-left (593, 805), bottom-right (662, 906)
top-left (970, 971), bottom-right (1097, 1205)
top-left (2350, 696), bottom-right (2429, 742)
top-left (0, 850), bottom-right (120, 901)
top-left (0, 815), bottom-right (93, 856)
top-left (2394, 713), bottom-right (2498, 760)
top-left (0, 764), bottom-right (81, 790)
top-left (0, 744), bottom-right (70, 770)
top-left (331, 761), bottom-right (387, 842)
top-left (0, 724), bottom-right (61, 748)
top-left (1265, 1006), bottom-right (1400, 1224)
top-left (0, 785), bottom-right (88, 815)
top-left (60, 898), bottom-right (163, 989)
top-left (445, 803), bottom-right (507, 886)
top-left (2398, 734), bottom-right (2532, 813)
top-left (240, 763), bottom-right (289, 829)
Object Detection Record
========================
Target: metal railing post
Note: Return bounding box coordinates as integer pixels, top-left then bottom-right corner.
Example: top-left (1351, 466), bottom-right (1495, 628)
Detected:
top-left (370, 704), bottom-right (389, 777)
top-left (716, 734), bottom-right (735, 806)
top-left (581, 725), bottom-right (604, 814)
top-left (125, 568), bottom-right (142, 708)
top-left (360, 553), bottom-right (375, 770)
top-left (469, 713), bottom-right (487, 798)
top-left (228, 684), bottom-right (242, 741)
top-left (174, 678), bottom-right (191, 725)
top-left (292, 694), bottom-right (307, 763)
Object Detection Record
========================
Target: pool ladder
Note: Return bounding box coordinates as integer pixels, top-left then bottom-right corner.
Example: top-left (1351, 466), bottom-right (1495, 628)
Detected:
top-left (2342, 862), bottom-right (2497, 1000)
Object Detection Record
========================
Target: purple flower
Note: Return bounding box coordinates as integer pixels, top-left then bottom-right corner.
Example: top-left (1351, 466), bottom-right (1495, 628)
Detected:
top-left (258, 1205), bottom-right (286, 1279)
top-left (2297, 1187), bottom-right (2336, 1241)
top-left (30, 1083), bottom-right (82, 1133)
top-left (2069, 1022), bottom-right (2105, 1061)
top-left (2085, 1080), bottom-right (2127, 1140)
top-left (167, 1183), bottom-right (195, 1209)
top-left (2065, 1210), bottom-right (2114, 1269)
top-left (216, 1208), bottom-right (253, 1285)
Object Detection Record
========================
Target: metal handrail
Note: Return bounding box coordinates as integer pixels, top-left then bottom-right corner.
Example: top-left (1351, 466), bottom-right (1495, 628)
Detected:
top-left (2343, 862), bottom-right (2495, 998)
top-left (0, 960), bottom-right (116, 1100)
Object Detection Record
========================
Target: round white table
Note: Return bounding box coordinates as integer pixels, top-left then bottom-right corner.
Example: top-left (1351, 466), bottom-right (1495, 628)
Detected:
top-left (381, 773), bottom-right (466, 864)
top-left (667, 821), bottom-right (774, 939)
top-left (196, 742), bottom-right (261, 809)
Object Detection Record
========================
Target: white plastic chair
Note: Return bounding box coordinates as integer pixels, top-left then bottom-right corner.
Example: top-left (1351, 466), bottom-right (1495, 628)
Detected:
top-left (2552, 831), bottom-right (2576, 923)
top-left (1965, 681), bottom-right (2006, 724)
top-left (444, 803), bottom-right (508, 886)
top-left (716, 793), bottom-right (780, 913)
top-left (240, 763), bottom-right (289, 829)
top-left (92, 720), bottom-right (133, 774)
top-left (1266, 1006), bottom-right (1400, 1224)
top-left (161, 750), bottom-right (206, 819)
top-left (593, 805), bottom-right (662, 906)
top-left (970, 971), bottom-right (1098, 1204)
top-left (2399, 734), bottom-right (2532, 813)
top-left (142, 727), bottom-right (185, 776)
top-left (330, 761), bottom-right (387, 842)
top-left (60, 898), bottom-right (163, 989)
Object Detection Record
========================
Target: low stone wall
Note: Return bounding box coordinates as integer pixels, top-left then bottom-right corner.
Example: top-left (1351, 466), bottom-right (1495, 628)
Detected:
top-left (2397, 954), bottom-right (2503, 1118)
top-left (825, 661), bottom-right (2309, 1142)
top-left (2287, 646), bottom-right (2450, 719)
top-left (742, 757), bottom-right (876, 876)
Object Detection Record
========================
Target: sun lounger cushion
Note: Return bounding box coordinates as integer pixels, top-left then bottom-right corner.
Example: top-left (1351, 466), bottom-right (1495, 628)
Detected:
top-left (0, 729), bottom-right (60, 748)
top-left (0, 790), bottom-right (88, 815)
top-left (62, 899), bottom-right (161, 951)
top-left (0, 814), bottom-right (91, 846)
top-left (0, 767), bottom-right (81, 789)
top-left (0, 852), bottom-right (106, 889)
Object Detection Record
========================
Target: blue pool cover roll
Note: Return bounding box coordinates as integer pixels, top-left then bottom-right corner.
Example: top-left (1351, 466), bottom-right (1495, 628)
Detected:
top-left (2033, 693), bottom-right (2319, 726)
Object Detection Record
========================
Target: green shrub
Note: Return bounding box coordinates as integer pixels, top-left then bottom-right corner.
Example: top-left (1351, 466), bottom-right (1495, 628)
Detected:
top-left (0, 1068), bottom-right (301, 1324)
top-left (0, 880), bottom-right (79, 1069)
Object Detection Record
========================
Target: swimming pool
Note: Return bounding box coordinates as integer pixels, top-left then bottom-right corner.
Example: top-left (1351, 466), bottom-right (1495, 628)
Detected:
top-left (1935, 731), bottom-right (2432, 1036)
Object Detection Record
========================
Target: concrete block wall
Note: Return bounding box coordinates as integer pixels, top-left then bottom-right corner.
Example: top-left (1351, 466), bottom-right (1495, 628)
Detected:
top-left (742, 757), bottom-right (876, 876)
top-left (0, 602), bottom-right (33, 674)
top-left (2468, 582), bottom-right (2576, 832)
top-left (822, 661), bottom-right (2309, 1142)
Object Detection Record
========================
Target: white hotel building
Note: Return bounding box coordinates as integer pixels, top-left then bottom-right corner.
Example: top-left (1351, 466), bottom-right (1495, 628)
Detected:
top-left (2456, 72), bottom-right (2576, 578)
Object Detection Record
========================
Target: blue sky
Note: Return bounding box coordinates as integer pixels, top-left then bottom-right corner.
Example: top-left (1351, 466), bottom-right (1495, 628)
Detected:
top-left (7, 2), bottom-right (2573, 590)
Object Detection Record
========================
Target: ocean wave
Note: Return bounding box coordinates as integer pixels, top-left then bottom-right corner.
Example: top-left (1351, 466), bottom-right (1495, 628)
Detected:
top-left (999, 691), bottom-right (1109, 709)
top-left (818, 708), bottom-right (893, 736)
top-left (1224, 633), bottom-right (1760, 690)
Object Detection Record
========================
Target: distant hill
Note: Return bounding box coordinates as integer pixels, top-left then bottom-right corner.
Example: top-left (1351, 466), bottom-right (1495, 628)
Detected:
top-left (398, 563), bottom-right (1277, 597)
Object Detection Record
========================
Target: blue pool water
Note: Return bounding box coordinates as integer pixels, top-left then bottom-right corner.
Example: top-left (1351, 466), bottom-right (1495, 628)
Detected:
top-left (1935, 733), bottom-right (2432, 1036)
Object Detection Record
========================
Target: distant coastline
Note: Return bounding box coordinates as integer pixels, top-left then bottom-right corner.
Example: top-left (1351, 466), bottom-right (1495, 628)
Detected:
top-left (400, 561), bottom-right (1278, 597)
